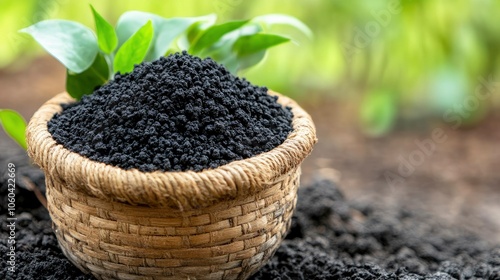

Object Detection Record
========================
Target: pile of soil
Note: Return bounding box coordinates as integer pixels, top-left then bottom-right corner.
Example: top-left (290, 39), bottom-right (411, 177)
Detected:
top-left (48, 52), bottom-right (292, 172)
top-left (1, 145), bottom-right (498, 280)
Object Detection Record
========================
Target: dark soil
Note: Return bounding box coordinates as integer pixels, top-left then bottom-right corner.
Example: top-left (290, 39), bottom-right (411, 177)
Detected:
top-left (1, 144), bottom-right (499, 280)
top-left (2, 56), bottom-right (499, 242)
top-left (48, 52), bottom-right (292, 172)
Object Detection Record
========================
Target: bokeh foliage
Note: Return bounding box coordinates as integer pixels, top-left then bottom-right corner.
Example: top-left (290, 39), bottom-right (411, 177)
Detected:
top-left (2, 0), bottom-right (500, 134)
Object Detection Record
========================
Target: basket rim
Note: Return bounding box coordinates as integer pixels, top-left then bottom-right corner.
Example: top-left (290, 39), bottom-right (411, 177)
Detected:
top-left (26, 91), bottom-right (316, 210)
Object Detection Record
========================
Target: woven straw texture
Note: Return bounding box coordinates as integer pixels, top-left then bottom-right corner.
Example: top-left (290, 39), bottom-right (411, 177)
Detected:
top-left (27, 92), bottom-right (317, 280)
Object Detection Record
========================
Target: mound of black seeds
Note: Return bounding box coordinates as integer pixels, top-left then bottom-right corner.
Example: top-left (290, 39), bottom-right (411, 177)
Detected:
top-left (48, 52), bottom-right (293, 172)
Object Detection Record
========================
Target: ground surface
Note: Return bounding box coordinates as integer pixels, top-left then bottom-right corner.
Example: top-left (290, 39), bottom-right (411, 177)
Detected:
top-left (0, 147), bottom-right (499, 279)
top-left (300, 98), bottom-right (500, 244)
top-left (1, 57), bottom-right (500, 279)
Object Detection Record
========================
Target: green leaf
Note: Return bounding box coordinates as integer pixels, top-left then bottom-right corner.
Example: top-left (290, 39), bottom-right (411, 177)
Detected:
top-left (179, 21), bottom-right (205, 49)
top-left (236, 51), bottom-right (266, 72)
top-left (149, 18), bottom-right (198, 60)
top-left (189, 20), bottom-right (249, 55)
top-left (180, 14), bottom-right (217, 48)
top-left (215, 33), bottom-right (289, 73)
top-left (193, 24), bottom-right (261, 73)
top-left (116, 12), bottom-right (215, 61)
top-left (359, 90), bottom-right (397, 137)
top-left (220, 59), bottom-right (239, 74)
top-left (113, 20), bottom-right (153, 74)
top-left (0, 109), bottom-right (27, 149)
top-left (252, 14), bottom-right (313, 39)
top-left (66, 53), bottom-right (109, 100)
top-left (219, 51), bottom-right (266, 74)
top-left (115, 11), bottom-right (164, 45)
top-left (90, 5), bottom-right (118, 54)
top-left (233, 33), bottom-right (290, 57)
top-left (19, 20), bottom-right (98, 73)
top-left (200, 23), bottom-right (262, 59)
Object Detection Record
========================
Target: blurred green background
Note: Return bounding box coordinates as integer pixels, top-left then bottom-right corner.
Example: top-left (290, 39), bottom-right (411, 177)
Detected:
top-left (1, 0), bottom-right (499, 135)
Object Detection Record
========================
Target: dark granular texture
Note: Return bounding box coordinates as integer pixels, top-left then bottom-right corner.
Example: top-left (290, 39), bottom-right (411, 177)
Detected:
top-left (47, 51), bottom-right (293, 172)
top-left (1, 144), bottom-right (498, 280)
top-left (251, 179), bottom-right (500, 280)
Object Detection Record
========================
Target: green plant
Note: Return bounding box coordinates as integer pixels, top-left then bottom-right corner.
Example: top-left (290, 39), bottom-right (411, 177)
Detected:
top-left (1, 6), bottom-right (311, 149)
top-left (20, 6), bottom-right (310, 100)
top-left (0, 110), bottom-right (27, 149)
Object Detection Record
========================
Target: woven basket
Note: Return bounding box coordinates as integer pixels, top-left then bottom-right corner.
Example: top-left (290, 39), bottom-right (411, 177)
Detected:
top-left (26, 91), bottom-right (316, 280)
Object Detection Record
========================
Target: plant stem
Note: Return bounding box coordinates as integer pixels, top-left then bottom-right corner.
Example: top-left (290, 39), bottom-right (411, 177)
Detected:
top-left (105, 53), bottom-right (115, 80)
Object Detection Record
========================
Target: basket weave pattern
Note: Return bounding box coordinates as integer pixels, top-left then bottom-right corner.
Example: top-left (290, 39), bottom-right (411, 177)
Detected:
top-left (27, 92), bottom-right (316, 280)
top-left (48, 170), bottom-right (298, 280)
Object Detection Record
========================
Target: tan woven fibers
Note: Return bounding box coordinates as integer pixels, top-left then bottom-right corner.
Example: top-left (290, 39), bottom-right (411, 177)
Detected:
top-left (26, 91), bottom-right (317, 280)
